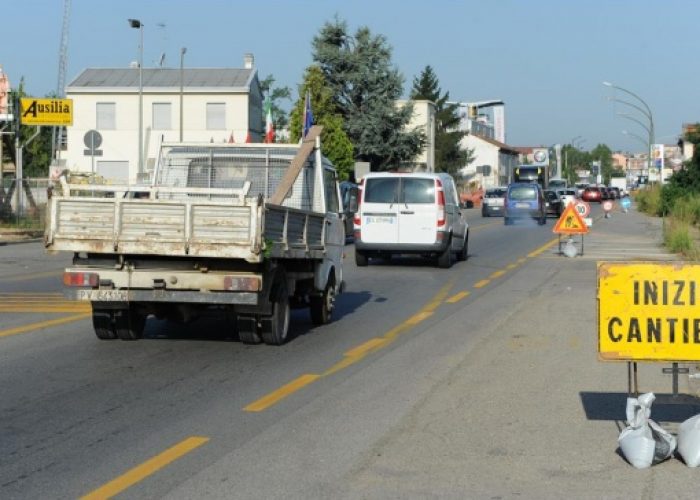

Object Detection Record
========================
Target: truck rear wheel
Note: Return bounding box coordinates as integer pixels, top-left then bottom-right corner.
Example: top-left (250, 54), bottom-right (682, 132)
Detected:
top-left (92, 307), bottom-right (117, 340)
top-left (260, 279), bottom-right (290, 346)
top-left (114, 305), bottom-right (146, 340)
top-left (310, 279), bottom-right (336, 325)
top-left (237, 315), bottom-right (261, 344)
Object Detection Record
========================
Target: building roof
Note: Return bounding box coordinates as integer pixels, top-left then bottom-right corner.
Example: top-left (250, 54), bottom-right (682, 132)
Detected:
top-left (469, 133), bottom-right (520, 155)
top-left (67, 68), bottom-right (255, 91)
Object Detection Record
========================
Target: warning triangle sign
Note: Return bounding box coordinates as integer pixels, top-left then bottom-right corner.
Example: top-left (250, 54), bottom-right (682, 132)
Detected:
top-left (553, 203), bottom-right (589, 234)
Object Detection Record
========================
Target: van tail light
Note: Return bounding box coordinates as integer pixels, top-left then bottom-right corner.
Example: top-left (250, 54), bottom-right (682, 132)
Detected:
top-left (353, 185), bottom-right (363, 226)
top-left (436, 179), bottom-right (446, 227)
top-left (63, 272), bottom-right (99, 287)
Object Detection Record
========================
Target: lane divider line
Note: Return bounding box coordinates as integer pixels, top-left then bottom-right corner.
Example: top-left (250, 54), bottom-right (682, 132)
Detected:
top-left (527, 237), bottom-right (559, 258)
top-left (80, 436), bottom-right (210, 500)
top-left (489, 270), bottom-right (506, 279)
top-left (244, 374), bottom-right (321, 412)
top-left (446, 291), bottom-right (470, 303)
top-left (474, 279), bottom-right (490, 288)
top-left (245, 282), bottom-right (455, 412)
top-left (0, 313), bottom-right (91, 339)
top-left (0, 270), bottom-right (64, 283)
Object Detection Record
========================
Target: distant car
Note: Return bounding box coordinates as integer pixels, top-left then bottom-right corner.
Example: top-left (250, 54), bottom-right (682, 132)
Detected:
top-left (549, 179), bottom-right (568, 190)
top-left (555, 188), bottom-right (577, 209)
top-left (544, 189), bottom-right (562, 217)
top-left (504, 183), bottom-right (546, 226)
top-left (575, 183), bottom-right (589, 198)
top-left (609, 186), bottom-right (621, 199)
top-left (600, 186), bottom-right (613, 200)
top-left (582, 186), bottom-right (602, 203)
top-left (481, 186), bottom-right (507, 217)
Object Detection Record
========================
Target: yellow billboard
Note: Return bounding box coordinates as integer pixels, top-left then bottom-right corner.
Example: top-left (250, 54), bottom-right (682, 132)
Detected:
top-left (20, 97), bottom-right (73, 125)
top-left (599, 262), bottom-right (700, 362)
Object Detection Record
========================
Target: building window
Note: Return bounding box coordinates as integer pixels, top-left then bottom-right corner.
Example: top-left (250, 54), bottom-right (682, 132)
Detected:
top-left (96, 102), bottom-right (115, 130)
top-left (152, 102), bottom-right (172, 130)
top-left (206, 103), bottom-right (226, 130)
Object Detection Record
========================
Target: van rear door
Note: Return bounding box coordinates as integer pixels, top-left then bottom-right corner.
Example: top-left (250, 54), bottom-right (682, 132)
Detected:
top-left (361, 177), bottom-right (399, 244)
top-left (398, 177), bottom-right (438, 245)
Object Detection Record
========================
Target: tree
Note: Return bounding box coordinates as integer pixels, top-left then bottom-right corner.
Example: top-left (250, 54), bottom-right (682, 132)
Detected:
top-left (288, 66), bottom-right (354, 180)
top-left (4, 78), bottom-right (53, 178)
top-left (410, 65), bottom-right (471, 176)
top-left (312, 18), bottom-right (424, 171)
top-left (259, 74), bottom-right (291, 141)
top-left (590, 144), bottom-right (614, 184)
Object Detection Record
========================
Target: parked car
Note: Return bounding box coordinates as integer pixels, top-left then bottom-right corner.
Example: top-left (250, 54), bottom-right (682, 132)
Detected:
top-left (354, 172), bottom-right (469, 268)
top-left (544, 189), bottom-right (562, 217)
top-left (504, 183), bottom-right (546, 226)
top-left (582, 186), bottom-right (602, 203)
top-left (556, 188), bottom-right (577, 208)
top-left (481, 186), bottom-right (507, 217)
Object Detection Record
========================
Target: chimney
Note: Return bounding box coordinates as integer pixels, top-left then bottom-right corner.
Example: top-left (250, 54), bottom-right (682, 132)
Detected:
top-left (243, 53), bottom-right (254, 69)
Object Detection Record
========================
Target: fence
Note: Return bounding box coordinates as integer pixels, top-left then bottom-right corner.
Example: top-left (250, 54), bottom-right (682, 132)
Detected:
top-left (0, 178), bottom-right (50, 230)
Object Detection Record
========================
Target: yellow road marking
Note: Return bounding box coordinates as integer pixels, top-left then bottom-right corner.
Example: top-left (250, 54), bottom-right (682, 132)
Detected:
top-left (246, 282), bottom-right (455, 411)
top-left (517, 258), bottom-right (527, 264)
top-left (489, 270), bottom-right (506, 279)
top-left (0, 270), bottom-right (63, 282)
top-left (0, 292), bottom-right (64, 296)
top-left (80, 436), bottom-right (209, 500)
top-left (244, 374), bottom-right (321, 412)
top-left (0, 306), bottom-right (90, 313)
top-left (527, 238), bottom-right (559, 258)
top-left (506, 263), bottom-right (518, 269)
top-left (446, 291), bottom-right (470, 303)
top-left (0, 313), bottom-right (91, 338)
top-left (474, 279), bottom-right (490, 288)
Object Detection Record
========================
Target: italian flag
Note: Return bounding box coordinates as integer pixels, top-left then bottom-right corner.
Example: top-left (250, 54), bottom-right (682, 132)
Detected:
top-left (264, 97), bottom-right (275, 143)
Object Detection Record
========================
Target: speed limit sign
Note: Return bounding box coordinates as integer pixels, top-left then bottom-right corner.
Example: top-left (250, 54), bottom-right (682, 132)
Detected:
top-left (574, 200), bottom-right (591, 218)
top-left (602, 200), bottom-right (613, 212)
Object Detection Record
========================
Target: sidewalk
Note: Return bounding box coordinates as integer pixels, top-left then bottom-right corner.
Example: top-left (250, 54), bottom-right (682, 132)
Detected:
top-left (343, 205), bottom-right (700, 499)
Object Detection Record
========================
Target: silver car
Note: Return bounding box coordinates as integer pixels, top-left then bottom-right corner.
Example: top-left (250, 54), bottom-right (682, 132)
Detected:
top-left (481, 186), bottom-right (507, 217)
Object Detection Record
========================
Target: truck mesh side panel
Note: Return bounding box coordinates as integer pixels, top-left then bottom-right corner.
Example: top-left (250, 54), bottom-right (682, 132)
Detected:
top-left (156, 145), bottom-right (317, 211)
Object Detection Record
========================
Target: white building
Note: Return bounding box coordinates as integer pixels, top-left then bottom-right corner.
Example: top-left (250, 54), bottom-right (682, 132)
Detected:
top-left (397, 99), bottom-right (436, 172)
top-left (460, 134), bottom-right (519, 188)
top-left (64, 55), bottom-right (263, 183)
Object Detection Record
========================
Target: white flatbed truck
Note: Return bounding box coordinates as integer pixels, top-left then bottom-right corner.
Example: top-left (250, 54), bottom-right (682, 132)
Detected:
top-left (45, 127), bottom-right (345, 345)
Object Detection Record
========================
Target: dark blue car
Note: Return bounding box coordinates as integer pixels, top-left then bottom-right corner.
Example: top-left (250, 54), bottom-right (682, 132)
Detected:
top-left (504, 183), bottom-right (546, 226)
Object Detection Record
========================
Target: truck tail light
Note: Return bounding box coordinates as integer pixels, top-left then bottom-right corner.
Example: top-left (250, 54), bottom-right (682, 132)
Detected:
top-left (224, 276), bottom-right (261, 292)
top-left (353, 184), bottom-right (363, 226)
top-left (63, 272), bottom-right (99, 287)
top-left (436, 179), bottom-right (446, 227)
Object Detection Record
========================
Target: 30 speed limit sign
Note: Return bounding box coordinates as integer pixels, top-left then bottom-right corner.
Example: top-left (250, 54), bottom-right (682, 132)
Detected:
top-left (574, 200), bottom-right (591, 217)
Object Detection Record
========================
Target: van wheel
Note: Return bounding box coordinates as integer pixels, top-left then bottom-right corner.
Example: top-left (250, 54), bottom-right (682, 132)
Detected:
top-left (92, 307), bottom-right (117, 340)
top-left (310, 278), bottom-right (336, 325)
top-left (539, 214), bottom-right (546, 225)
top-left (457, 232), bottom-right (469, 262)
top-left (504, 217), bottom-right (511, 226)
top-left (114, 305), bottom-right (146, 340)
top-left (260, 277), bottom-right (290, 346)
top-left (355, 250), bottom-right (368, 267)
top-left (437, 240), bottom-right (453, 269)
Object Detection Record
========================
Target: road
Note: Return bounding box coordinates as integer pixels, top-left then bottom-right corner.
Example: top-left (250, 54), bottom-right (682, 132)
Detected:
top-left (0, 204), bottom-right (683, 499)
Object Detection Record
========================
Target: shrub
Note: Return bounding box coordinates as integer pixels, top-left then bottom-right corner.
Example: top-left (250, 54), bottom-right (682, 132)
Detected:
top-left (635, 185), bottom-right (662, 215)
top-left (664, 219), bottom-right (693, 254)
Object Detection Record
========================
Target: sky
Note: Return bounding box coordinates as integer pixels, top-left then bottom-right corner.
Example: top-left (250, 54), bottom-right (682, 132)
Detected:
top-left (2, 0), bottom-right (698, 153)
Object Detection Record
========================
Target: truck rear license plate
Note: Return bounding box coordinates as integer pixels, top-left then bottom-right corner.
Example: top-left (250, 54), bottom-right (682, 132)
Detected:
top-left (76, 289), bottom-right (129, 301)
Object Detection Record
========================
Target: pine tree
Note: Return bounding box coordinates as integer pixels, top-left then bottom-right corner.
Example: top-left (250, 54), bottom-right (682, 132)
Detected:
top-left (312, 18), bottom-right (424, 171)
top-left (411, 65), bottom-right (471, 176)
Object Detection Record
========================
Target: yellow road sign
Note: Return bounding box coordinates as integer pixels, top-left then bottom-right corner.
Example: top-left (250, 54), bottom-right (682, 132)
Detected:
top-left (553, 203), bottom-right (588, 234)
top-left (20, 97), bottom-right (73, 125)
top-left (598, 262), bottom-right (700, 362)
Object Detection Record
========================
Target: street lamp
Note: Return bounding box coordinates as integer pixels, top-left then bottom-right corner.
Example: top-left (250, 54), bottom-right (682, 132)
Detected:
top-left (129, 18), bottom-right (144, 177)
top-left (564, 136), bottom-right (585, 183)
top-left (603, 81), bottom-right (657, 182)
top-left (180, 47), bottom-right (186, 142)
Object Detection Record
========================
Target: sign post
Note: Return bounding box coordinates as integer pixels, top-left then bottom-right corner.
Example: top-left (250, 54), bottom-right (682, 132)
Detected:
top-left (83, 130), bottom-right (103, 174)
top-left (553, 203), bottom-right (589, 256)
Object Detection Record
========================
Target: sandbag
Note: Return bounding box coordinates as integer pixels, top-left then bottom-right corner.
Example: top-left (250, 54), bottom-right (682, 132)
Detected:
top-left (618, 393), bottom-right (676, 469)
top-left (677, 414), bottom-right (700, 467)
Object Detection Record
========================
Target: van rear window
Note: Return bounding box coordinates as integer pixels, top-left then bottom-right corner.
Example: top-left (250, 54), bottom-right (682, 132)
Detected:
top-left (402, 178), bottom-right (435, 204)
top-left (365, 178), bottom-right (399, 203)
top-left (509, 185), bottom-right (538, 200)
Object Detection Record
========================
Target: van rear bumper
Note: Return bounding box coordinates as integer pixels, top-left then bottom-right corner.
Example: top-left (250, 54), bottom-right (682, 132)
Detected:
top-left (355, 239), bottom-right (449, 254)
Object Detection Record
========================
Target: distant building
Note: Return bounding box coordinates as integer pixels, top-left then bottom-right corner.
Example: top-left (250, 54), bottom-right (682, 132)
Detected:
top-left (460, 134), bottom-right (519, 188)
top-left (64, 54), bottom-right (263, 183)
top-left (397, 99), bottom-right (436, 172)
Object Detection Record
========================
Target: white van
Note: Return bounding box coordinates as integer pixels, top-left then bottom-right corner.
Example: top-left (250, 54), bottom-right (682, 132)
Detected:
top-left (353, 172), bottom-right (469, 268)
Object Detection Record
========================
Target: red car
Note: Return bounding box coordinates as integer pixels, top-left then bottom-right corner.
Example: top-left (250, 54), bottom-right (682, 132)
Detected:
top-left (582, 186), bottom-right (602, 203)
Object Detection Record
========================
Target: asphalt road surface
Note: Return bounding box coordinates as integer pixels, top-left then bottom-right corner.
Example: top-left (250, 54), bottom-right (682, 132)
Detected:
top-left (3, 204), bottom-right (680, 499)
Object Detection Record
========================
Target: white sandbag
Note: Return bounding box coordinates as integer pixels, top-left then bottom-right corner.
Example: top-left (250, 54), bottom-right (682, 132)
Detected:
top-left (677, 414), bottom-right (700, 467)
top-left (618, 393), bottom-right (676, 469)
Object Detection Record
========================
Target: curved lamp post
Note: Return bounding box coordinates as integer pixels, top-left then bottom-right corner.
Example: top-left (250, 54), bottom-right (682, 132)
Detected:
top-left (129, 18), bottom-right (144, 177)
